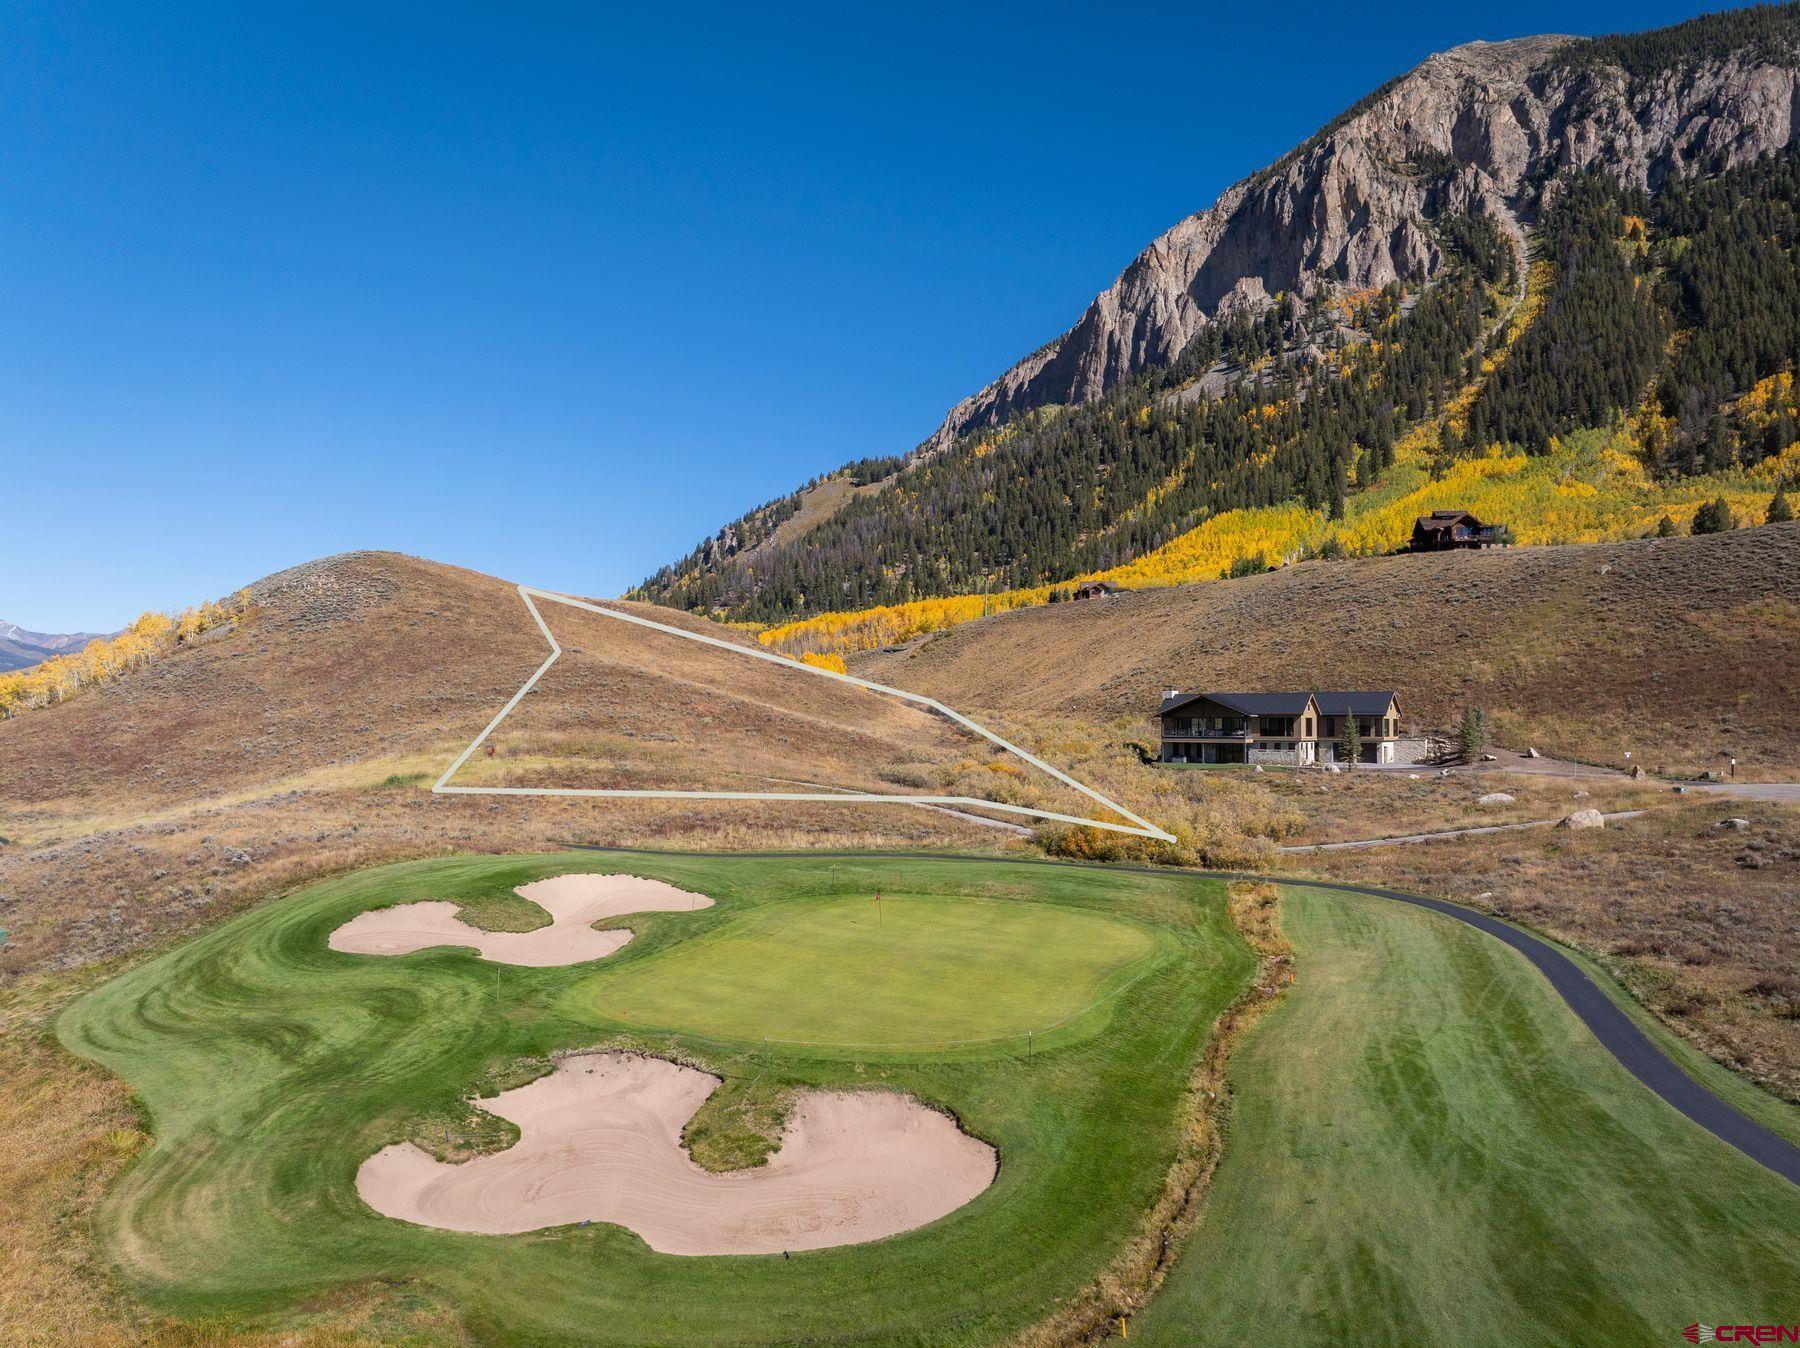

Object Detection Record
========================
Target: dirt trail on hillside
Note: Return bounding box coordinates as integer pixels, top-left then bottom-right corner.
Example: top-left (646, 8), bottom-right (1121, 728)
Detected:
top-left (328, 873), bottom-right (713, 966)
top-left (357, 1051), bottom-right (997, 1253)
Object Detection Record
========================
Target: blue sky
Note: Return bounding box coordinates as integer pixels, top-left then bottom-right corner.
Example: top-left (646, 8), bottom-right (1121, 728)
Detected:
top-left (1, 0), bottom-right (1749, 630)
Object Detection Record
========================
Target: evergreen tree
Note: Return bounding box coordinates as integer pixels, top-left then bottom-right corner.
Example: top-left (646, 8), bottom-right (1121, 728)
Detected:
top-left (1459, 706), bottom-right (1484, 762)
top-left (1692, 497), bottom-right (1735, 534)
top-left (1656, 513), bottom-right (1679, 537)
top-left (1339, 714), bottom-right (1362, 768)
top-left (1769, 488), bottom-right (1794, 524)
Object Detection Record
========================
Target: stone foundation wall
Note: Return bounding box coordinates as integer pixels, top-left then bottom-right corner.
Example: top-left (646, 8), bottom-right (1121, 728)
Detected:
top-left (1391, 735), bottom-right (1445, 765)
top-left (1248, 744), bottom-right (1302, 765)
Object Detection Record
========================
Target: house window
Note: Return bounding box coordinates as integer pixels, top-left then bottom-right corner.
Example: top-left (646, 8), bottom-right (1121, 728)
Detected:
top-left (1304, 716), bottom-right (1313, 737)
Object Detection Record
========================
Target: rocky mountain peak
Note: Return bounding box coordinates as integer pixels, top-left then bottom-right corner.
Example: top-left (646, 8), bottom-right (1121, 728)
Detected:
top-left (924, 24), bottom-right (1798, 449)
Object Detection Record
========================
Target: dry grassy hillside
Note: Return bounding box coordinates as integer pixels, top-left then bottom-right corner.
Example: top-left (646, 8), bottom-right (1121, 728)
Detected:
top-left (0, 552), bottom-right (1006, 974)
top-left (460, 593), bottom-right (971, 797)
top-left (851, 523), bottom-right (1800, 778)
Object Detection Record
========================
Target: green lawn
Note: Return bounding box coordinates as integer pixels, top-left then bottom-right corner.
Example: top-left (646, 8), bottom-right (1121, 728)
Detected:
top-left (1134, 885), bottom-right (1800, 1346)
top-left (572, 891), bottom-right (1162, 1049)
top-left (57, 851), bottom-right (1251, 1347)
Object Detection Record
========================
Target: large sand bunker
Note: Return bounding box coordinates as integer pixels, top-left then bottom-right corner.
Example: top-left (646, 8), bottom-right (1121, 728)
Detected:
top-left (328, 873), bottom-right (712, 967)
top-left (357, 1051), bottom-right (996, 1254)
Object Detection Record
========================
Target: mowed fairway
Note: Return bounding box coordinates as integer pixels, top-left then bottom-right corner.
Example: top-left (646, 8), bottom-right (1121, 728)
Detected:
top-left (575, 892), bottom-right (1162, 1047)
top-left (55, 851), bottom-right (1252, 1347)
top-left (1135, 885), bottom-right (1800, 1346)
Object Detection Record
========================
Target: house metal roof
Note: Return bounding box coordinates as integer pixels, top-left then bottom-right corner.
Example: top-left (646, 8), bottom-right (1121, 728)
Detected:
top-left (1158, 690), bottom-right (1398, 718)
top-left (1312, 690), bottom-right (1399, 716)
top-left (1158, 691), bottom-right (1315, 717)
top-left (1415, 510), bottom-right (1482, 532)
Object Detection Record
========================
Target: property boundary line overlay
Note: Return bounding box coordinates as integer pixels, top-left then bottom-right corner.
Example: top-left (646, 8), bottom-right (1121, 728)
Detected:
top-left (433, 585), bottom-right (1175, 843)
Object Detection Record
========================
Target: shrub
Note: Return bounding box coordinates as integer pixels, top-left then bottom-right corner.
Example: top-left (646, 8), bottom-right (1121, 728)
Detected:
top-left (1227, 552), bottom-right (1269, 579)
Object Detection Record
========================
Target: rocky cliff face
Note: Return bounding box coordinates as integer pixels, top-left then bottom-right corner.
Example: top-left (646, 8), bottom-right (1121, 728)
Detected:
top-left (927, 33), bottom-right (1800, 447)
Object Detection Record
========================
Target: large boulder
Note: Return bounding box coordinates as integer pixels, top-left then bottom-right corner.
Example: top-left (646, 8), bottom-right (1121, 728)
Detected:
top-left (1477, 792), bottom-right (1516, 806)
top-left (1559, 808), bottom-right (1606, 830)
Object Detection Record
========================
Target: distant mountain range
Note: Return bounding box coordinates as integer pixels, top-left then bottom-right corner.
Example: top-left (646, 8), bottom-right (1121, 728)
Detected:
top-left (0, 621), bottom-right (114, 672)
top-left (634, 2), bottom-right (1800, 627)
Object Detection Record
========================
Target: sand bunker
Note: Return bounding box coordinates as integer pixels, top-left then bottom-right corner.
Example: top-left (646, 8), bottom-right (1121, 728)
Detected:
top-left (357, 1051), bottom-right (996, 1254)
top-left (328, 873), bottom-right (712, 967)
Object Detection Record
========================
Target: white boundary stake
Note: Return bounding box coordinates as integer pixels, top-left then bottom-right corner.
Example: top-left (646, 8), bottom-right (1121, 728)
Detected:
top-left (433, 585), bottom-right (1175, 842)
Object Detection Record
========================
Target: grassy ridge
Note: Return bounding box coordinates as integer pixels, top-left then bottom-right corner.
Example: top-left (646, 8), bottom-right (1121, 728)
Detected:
top-left (55, 851), bottom-right (1252, 1347)
top-left (1135, 886), bottom-right (1800, 1345)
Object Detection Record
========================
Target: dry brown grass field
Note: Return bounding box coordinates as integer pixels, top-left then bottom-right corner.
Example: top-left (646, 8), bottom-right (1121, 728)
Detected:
top-left (1266, 767), bottom-right (1665, 843)
top-left (850, 522), bottom-right (1800, 779)
top-left (460, 591), bottom-right (971, 796)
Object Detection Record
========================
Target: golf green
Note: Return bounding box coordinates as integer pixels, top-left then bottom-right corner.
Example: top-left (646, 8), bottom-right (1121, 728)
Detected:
top-left (56, 850), bottom-right (1252, 1346)
top-left (568, 891), bottom-right (1162, 1047)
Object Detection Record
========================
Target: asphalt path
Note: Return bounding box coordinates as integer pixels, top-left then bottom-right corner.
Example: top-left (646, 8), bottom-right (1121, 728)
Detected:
top-left (565, 842), bottom-right (1800, 1187)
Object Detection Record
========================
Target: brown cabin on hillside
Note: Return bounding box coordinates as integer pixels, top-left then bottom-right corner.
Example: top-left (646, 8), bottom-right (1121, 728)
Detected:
top-left (1411, 510), bottom-right (1506, 551)
top-left (1071, 580), bottom-right (1130, 601)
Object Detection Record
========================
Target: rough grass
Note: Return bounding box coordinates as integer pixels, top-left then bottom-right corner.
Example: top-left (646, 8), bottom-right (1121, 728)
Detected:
top-left (51, 851), bottom-right (1253, 1347)
top-left (680, 1073), bottom-right (795, 1172)
top-left (1020, 879), bottom-right (1296, 1346)
top-left (1134, 885), bottom-right (1800, 1345)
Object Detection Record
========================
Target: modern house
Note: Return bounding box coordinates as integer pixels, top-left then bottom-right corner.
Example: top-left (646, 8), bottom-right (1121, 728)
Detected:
top-left (1157, 690), bottom-right (1403, 765)
top-left (1410, 510), bottom-right (1508, 551)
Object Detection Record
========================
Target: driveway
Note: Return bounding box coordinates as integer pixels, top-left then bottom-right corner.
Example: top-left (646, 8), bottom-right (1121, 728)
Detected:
top-left (1477, 749), bottom-right (1800, 803)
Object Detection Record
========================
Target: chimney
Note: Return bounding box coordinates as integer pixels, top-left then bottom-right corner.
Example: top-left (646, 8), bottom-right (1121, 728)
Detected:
top-left (1163, 688), bottom-right (1180, 700)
